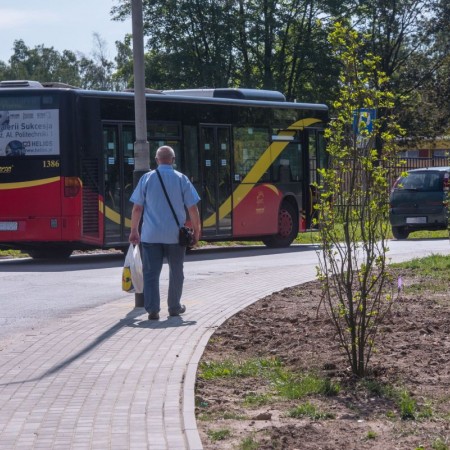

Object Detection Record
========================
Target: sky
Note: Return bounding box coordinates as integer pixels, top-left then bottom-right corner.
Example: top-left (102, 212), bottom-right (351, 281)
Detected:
top-left (0, 1), bottom-right (131, 63)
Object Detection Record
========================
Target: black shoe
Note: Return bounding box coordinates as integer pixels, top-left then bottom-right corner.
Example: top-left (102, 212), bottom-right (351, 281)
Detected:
top-left (148, 312), bottom-right (160, 320)
top-left (169, 304), bottom-right (186, 317)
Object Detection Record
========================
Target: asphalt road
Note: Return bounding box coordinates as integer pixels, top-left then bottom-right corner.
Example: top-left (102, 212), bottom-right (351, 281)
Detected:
top-left (1, 239), bottom-right (449, 343)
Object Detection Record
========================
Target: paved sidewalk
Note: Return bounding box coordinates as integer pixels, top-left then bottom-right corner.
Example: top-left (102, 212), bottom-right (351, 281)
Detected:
top-left (0, 241), bottom-right (449, 449)
top-left (0, 254), bottom-right (319, 450)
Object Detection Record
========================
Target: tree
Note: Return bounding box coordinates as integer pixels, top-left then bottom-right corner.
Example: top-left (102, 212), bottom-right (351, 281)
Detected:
top-left (111, 0), bottom-right (340, 102)
top-left (1, 40), bottom-right (82, 85)
top-left (113, 0), bottom-right (237, 89)
top-left (350, 0), bottom-right (450, 138)
top-left (246, 0), bottom-right (340, 101)
top-left (0, 37), bottom-right (118, 91)
top-left (112, 34), bottom-right (134, 89)
top-left (315, 21), bottom-right (404, 377)
top-left (80, 33), bottom-right (116, 90)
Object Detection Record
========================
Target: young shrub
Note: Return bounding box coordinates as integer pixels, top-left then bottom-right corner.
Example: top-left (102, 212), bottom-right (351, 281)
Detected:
top-left (315, 20), bottom-right (404, 377)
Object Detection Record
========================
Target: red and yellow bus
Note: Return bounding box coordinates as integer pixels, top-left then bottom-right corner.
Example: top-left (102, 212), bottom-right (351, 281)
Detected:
top-left (0, 80), bottom-right (328, 259)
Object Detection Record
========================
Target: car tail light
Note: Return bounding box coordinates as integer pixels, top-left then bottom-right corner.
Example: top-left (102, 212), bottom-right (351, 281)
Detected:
top-left (64, 177), bottom-right (81, 197)
top-left (443, 172), bottom-right (449, 192)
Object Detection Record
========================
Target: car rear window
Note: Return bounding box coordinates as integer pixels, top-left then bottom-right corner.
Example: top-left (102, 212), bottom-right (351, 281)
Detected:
top-left (396, 172), bottom-right (442, 192)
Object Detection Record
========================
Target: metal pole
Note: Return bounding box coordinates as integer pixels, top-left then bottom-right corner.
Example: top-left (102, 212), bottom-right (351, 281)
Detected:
top-left (131, 0), bottom-right (149, 308)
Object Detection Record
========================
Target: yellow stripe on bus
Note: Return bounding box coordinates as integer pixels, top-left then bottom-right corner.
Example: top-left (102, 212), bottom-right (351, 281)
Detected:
top-left (203, 117), bottom-right (321, 227)
top-left (100, 201), bottom-right (132, 228)
top-left (0, 177), bottom-right (60, 190)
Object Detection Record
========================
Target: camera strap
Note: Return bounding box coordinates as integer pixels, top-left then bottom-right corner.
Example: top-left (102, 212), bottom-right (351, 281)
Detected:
top-left (156, 169), bottom-right (181, 228)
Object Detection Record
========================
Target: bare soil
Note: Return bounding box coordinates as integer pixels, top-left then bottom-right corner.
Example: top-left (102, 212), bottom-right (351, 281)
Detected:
top-left (195, 269), bottom-right (450, 449)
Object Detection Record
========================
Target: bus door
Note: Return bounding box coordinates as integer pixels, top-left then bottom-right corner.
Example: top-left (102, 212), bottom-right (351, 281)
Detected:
top-left (102, 124), bottom-right (135, 244)
top-left (199, 125), bottom-right (232, 238)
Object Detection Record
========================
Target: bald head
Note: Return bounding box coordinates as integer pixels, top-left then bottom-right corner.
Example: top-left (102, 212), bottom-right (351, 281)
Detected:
top-left (155, 146), bottom-right (175, 165)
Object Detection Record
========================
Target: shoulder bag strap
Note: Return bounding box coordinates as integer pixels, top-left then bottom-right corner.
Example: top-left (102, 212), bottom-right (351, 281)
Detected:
top-left (156, 169), bottom-right (181, 227)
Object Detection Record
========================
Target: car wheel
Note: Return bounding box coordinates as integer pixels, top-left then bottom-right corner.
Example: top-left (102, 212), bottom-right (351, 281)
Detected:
top-left (392, 227), bottom-right (409, 240)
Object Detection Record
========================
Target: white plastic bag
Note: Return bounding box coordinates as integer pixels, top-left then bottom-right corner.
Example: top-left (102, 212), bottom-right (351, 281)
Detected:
top-left (122, 244), bottom-right (143, 294)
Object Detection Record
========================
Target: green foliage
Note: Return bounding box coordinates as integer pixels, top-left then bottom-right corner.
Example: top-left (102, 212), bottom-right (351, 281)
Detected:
top-left (1, 1), bottom-right (448, 137)
top-left (391, 388), bottom-right (434, 421)
top-left (196, 412), bottom-right (212, 422)
top-left (363, 379), bottom-right (433, 421)
top-left (243, 393), bottom-right (272, 407)
top-left (432, 438), bottom-right (450, 450)
top-left (392, 255), bottom-right (450, 295)
top-left (207, 428), bottom-right (231, 441)
top-left (0, 37), bottom-right (119, 91)
top-left (222, 411), bottom-right (246, 420)
top-left (392, 254), bottom-right (450, 275)
top-left (198, 358), bottom-right (281, 380)
top-left (417, 403), bottom-right (433, 419)
top-left (0, 249), bottom-right (26, 258)
top-left (360, 378), bottom-right (395, 399)
top-left (287, 402), bottom-right (335, 420)
top-left (272, 372), bottom-right (340, 399)
top-left (386, 410), bottom-right (396, 419)
top-left (1, 0), bottom-right (448, 137)
top-left (361, 379), bottom-right (435, 421)
top-left (111, 0), bottom-right (341, 102)
top-left (397, 389), bottom-right (417, 420)
top-left (199, 358), bottom-right (340, 406)
top-left (239, 435), bottom-right (259, 450)
top-left (315, 21), bottom-right (405, 377)
top-left (365, 430), bottom-right (377, 440)
top-left (322, 377), bottom-right (342, 397)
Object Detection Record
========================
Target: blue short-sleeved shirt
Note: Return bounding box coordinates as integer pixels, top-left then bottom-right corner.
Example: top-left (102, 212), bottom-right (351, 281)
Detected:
top-left (130, 165), bottom-right (200, 244)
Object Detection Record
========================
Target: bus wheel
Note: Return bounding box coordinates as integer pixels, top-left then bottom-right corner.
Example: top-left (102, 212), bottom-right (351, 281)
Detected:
top-left (392, 227), bottom-right (409, 240)
top-left (28, 247), bottom-right (73, 260)
top-left (262, 201), bottom-right (299, 248)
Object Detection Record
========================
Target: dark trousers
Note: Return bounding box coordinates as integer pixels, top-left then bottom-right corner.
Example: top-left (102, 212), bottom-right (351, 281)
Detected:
top-left (141, 243), bottom-right (186, 315)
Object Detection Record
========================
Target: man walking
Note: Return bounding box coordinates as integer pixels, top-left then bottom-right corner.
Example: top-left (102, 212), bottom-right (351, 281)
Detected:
top-left (129, 146), bottom-right (201, 320)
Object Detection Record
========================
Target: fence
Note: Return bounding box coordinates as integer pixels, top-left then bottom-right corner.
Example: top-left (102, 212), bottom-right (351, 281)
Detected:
top-left (331, 157), bottom-right (449, 210)
top-left (391, 156), bottom-right (448, 172)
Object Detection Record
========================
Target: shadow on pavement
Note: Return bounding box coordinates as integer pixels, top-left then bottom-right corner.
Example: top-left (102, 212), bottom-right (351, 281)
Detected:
top-left (128, 315), bottom-right (197, 329)
top-left (0, 307), bottom-right (191, 386)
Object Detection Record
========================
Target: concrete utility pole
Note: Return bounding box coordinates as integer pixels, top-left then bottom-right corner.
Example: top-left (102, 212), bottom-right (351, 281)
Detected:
top-left (131, 0), bottom-right (149, 308)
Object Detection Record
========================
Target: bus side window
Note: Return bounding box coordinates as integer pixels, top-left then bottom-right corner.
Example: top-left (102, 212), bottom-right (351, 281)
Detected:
top-left (233, 127), bottom-right (270, 182)
top-left (272, 140), bottom-right (302, 182)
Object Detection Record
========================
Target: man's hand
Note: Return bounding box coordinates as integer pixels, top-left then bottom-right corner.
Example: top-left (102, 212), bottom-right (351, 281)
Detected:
top-left (129, 229), bottom-right (140, 245)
